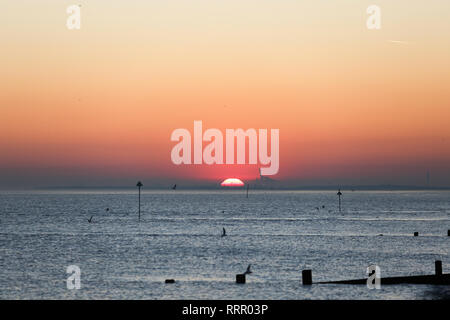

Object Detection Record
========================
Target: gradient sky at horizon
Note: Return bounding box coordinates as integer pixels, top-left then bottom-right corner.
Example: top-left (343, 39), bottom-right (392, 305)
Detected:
top-left (1, 0), bottom-right (450, 188)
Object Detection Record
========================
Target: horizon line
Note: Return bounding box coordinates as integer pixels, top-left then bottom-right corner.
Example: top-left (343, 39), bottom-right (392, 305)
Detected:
top-left (2, 184), bottom-right (450, 191)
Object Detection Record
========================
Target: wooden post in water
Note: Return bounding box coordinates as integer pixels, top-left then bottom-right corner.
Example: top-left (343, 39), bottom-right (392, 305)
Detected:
top-left (337, 189), bottom-right (342, 212)
top-left (435, 260), bottom-right (442, 276)
top-left (302, 270), bottom-right (312, 285)
top-left (136, 181), bottom-right (143, 221)
top-left (447, 230), bottom-right (450, 236)
top-left (236, 274), bottom-right (246, 284)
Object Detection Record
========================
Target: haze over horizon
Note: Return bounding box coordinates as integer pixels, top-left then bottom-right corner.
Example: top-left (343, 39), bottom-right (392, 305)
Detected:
top-left (1, 1), bottom-right (450, 189)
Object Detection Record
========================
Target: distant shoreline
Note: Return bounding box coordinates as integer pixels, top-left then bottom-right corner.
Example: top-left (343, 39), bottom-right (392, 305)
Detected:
top-left (2, 185), bottom-right (450, 192)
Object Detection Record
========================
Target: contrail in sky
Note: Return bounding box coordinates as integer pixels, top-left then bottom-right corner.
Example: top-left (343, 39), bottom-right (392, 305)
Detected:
top-left (388, 40), bottom-right (412, 45)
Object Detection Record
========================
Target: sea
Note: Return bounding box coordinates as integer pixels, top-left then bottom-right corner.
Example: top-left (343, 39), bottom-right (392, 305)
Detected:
top-left (0, 190), bottom-right (449, 299)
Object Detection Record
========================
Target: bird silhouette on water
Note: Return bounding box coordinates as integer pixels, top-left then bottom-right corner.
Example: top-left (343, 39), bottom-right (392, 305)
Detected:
top-left (172, 184), bottom-right (177, 190)
top-left (244, 264), bottom-right (252, 275)
top-left (88, 216), bottom-right (93, 223)
top-left (221, 228), bottom-right (227, 237)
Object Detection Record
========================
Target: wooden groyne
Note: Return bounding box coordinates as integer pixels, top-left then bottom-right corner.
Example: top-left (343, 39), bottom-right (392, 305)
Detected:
top-left (317, 274), bottom-right (450, 285)
top-left (303, 260), bottom-right (450, 285)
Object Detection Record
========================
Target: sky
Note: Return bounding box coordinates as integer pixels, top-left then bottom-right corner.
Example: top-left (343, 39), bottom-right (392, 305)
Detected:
top-left (1, 0), bottom-right (450, 188)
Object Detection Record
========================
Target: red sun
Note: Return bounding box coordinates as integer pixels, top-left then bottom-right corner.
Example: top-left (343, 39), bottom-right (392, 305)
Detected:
top-left (220, 178), bottom-right (245, 187)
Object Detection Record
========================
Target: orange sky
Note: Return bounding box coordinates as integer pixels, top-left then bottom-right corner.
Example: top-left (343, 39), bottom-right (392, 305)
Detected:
top-left (1, 1), bottom-right (450, 188)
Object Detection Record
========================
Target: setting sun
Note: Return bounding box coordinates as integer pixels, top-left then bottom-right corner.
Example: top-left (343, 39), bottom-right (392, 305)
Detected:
top-left (220, 178), bottom-right (245, 187)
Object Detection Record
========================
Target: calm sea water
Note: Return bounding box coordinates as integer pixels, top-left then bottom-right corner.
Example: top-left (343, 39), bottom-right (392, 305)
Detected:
top-left (0, 190), bottom-right (449, 300)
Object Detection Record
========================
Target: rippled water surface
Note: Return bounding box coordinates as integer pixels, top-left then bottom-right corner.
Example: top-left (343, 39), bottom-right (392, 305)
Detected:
top-left (0, 190), bottom-right (449, 299)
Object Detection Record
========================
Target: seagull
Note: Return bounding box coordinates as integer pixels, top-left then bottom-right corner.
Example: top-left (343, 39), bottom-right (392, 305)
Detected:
top-left (244, 264), bottom-right (252, 275)
top-left (88, 216), bottom-right (93, 223)
top-left (221, 228), bottom-right (227, 237)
